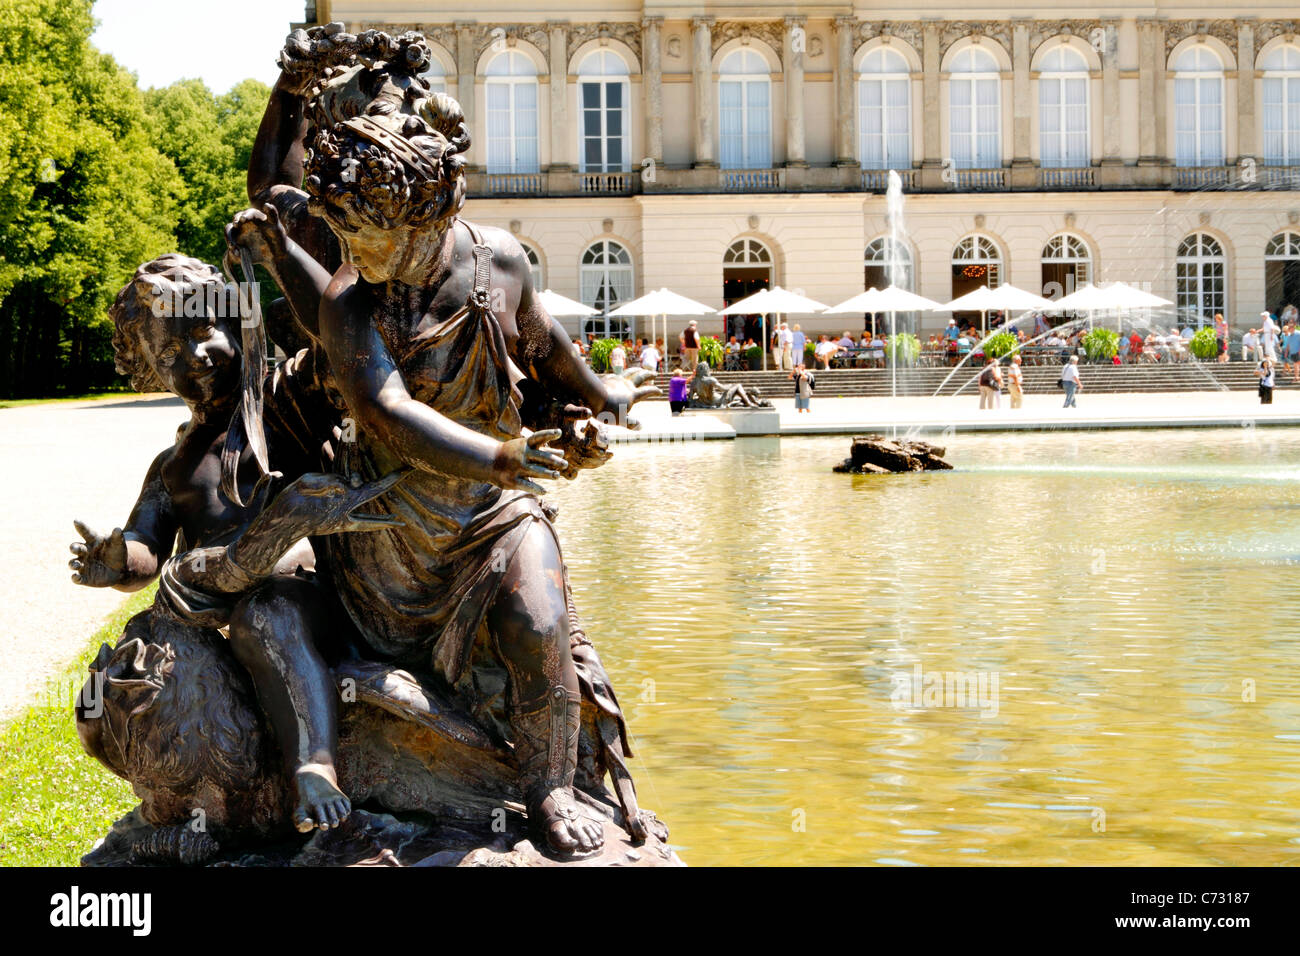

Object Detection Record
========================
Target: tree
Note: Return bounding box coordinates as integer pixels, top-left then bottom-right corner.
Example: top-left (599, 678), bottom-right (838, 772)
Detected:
top-left (0, 0), bottom-right (181, 397)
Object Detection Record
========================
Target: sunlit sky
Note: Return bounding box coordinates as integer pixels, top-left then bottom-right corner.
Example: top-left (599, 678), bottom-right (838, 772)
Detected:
top-left (91, 0), bottom-right (306, 93)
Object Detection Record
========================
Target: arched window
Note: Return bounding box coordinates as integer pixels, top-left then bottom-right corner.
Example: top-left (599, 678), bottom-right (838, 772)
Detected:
top-left (1265, 231), bottom-right (1300, 315)
top-left (719, 49), bottom-right (771, 169)
top-left (578, 50), bottom-right (630, 173)
top-left (1041, 233), bottom-right (1091, 303)
top-left (520, 242), bottom-right (543, 290)
top-left (1261, 45), bottom-right (1300, 166)
top-left (1038, 46), bottom-right (1089, 167)
top-left (722, 238), bottom-right (773, 342)
top-left (949, 46), bottom-right (1001, 169)
top-left (1173, 46), bottom-right (1225, 168)
top-left (951, 236), bottom-right (1002, 326)
top-left (864, 237), bottom-right (913, 290)
top-left (420, 54), bottom-right (447, 95)
top-left (1176, 233), bottom-right (1226, 326)
top-left (858, 47), bottom-right (911, 171)
top-left (580, 240), bottom-right (634, 338)
top-left (485, 51), bottom-right (539, 174)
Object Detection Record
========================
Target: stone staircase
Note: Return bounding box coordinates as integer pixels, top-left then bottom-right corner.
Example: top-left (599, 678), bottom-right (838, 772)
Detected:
top-left (641, 361), bottom-right (1283, 400)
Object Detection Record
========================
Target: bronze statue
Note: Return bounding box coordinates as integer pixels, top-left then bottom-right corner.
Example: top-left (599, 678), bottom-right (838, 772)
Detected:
top-left (689, 360), bottom-right (772, 408)
top-left (70, 24), bottom-right (674, 866)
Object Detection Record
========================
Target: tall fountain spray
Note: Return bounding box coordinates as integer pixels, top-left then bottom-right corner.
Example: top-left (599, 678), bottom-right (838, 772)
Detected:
top-left (886, 170), bottom-right (905, 406)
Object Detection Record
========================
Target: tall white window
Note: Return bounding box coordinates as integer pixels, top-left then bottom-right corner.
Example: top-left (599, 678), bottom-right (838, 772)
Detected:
top-left (520, 242), bottom-right (543, 290)
top-left (949, 47), bottom-right (1001, 169)
top-left (1176, 233), bottom-right (1226, 326)
top-left (719, 49), bottom-right (771, 170)
top-left (858, 47), bottom-right (911, 170)
top-left (1261, 45), bottom-right (1300, 166)
top-left (485, 51), bottom-right (539, 174)
top-left (1038, 46), bottom-right (1089, 167)
top-left (1041, 233), bottom-right (1091, 302)
top-left (578, 50), bottom-right (629, 172)
top-left (1173, 46), bottom-right (1225, 168)
top-left (580, 240), bottom-right (634, 314)
top-left (864, 237), bottom-right (914, 290)
top-left (420, 52), bottom-right (447, 95)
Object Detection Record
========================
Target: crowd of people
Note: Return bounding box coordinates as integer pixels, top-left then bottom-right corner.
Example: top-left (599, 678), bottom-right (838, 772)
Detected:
top-left (572, 304), bottom-right (1299, 411)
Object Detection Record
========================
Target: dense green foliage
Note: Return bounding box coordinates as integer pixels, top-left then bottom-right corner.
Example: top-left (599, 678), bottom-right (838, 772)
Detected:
top-left (886, 331), bottom-right (920, 365)
top-left (699, 334), bottom-right (723, 369)
top-left (983, 331), bottom-right (1019, 360)
top-left (1082, 327), bottom-right (1120, 362)
top-left (0, 0), bottom-right (269, 398)
top-left (744, 344), bottom-right (763, 369)
top-left (588, 337), bottom-right (620, 373)
top-left (1189, 326), bottom-right (1219, 360)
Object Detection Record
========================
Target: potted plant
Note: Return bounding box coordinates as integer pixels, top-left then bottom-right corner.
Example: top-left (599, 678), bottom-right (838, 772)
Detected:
top-left (1189, 326), bottom-right (1219, 361)
top-left (1082, 328), bottom-right (1119, 363)
top-left (983, 331), bottom-right (1019, 361)
top-left (588, 337), bottom-right (620, 373)
top-left (699, 335), bottom-right (724, 369)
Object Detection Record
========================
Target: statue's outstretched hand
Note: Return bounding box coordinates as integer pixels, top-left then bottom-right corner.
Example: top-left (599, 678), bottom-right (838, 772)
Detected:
top-left (225, 204), bottom-right (288, 269)
top-left (552, 404), bottom-right (613, 478)
top-left (600, 368), bottom-right (660, 431)
top-left (493, 430), bottom-right (568, 495)
top-left (69, 521), bottom-right (128, 587)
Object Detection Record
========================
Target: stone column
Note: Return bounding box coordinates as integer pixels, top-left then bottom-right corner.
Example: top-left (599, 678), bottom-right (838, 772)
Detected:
top-left (784, 15), bottom-right (807, 166)
top-left (833, 15), bottom-right (856, 165)
top-left (455, 21), bottom-right (476, 133)
top-left (1011, 20), bottom-right (1032, 166)
top-left (1237, 19), bottom-right (1257, 163)
top-left (921, 20), bottom-right (942, 168)
top-left (642, 16), bottom-right (664, 165)
top-left (691, 16), bottom-right (716, 167)
top-left (548, 23), bottom-right (570, 170)
top-left (1137, 18), bottom-right (1166, 165)
top-left (1100, 19), bottom-right (1121, 164)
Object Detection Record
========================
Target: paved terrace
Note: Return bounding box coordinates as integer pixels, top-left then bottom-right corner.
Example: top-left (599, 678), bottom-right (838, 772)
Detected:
top-left (606, 389), bottom-right (1300, 441)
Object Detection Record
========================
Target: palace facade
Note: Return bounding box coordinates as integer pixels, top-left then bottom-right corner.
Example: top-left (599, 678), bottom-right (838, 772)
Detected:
top-left (302, 2), bottom-right (1300, 341)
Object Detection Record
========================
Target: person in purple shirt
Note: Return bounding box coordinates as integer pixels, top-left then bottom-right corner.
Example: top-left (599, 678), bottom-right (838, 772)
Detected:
top-left (668, 367), bottom-right (690, 415)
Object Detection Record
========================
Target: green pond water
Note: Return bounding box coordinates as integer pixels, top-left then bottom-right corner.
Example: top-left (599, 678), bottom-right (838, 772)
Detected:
top-left (546, 428), bottom-right (1300, 866)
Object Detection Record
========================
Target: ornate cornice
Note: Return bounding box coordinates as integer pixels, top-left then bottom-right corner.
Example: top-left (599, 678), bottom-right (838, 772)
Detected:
top-left (567, 21), bottom-right (642, 66)
top-left (1255, 19), bottom-right (1300, 48)
top-left (1165, 19), bottom-right (1238, 58)
top-left (1027, 20), bottom-right (1102, 56)
top-left (854, 21), bottom-right (924, 54)
top-left (711, 19), bottom-right (784, 63)
top-left (940, 21), bottom-right (1013, 56)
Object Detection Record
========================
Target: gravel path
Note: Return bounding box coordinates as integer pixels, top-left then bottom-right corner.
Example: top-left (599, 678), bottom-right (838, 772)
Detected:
top-left (0, 394), bottom-right (186, 724)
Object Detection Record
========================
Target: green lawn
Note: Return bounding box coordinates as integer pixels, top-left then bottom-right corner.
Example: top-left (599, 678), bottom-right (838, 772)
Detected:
top-left (0, 586), bottom-right (156, 866)
top-left (0, 389), bottom-right (135, 410)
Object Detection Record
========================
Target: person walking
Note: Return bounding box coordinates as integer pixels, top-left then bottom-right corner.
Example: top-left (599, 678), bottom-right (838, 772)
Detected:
top-left (1006, 353), bottom-right (1024, 409)
top-left (668, 367), bottom-right (689, 415)
top-left (770, 324), bottom-right (783, 371)
top-left (1214, 313), bottom-right (1229, 363)
top-left (779, 322), bottom-right (794, 371)
top-left (1258, 357), bottom-right (1276, 405)
top-left (791, 324), bottom-right (806, 369)
top-left (978, 357), bottom-right (1002, 409)
top-left (639, 339), bottom-right (661, 372)
top-left (1260, 312), bottom-right (1280, 362)
top-left (682, 319), bottom-right (701, 370)
top-left (1061, 354), bottom-right (1081, 408)
top-left (791, 363), bottom-right (815, 413)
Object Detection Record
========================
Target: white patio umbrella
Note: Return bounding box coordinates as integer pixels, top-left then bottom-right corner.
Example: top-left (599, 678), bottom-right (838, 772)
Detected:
top-left (719, 286), bottom-right (829, 370)
top-left (942, 283), bottom-right (1057, 336)
top-left (609, 287), bottom-right (715, 371)
top-left (536, 289), bottom-right (599, 318)
top-left (1053, 282), bottom-right (1174, 332)
top-left (824, 286), bottom-right (944, 389)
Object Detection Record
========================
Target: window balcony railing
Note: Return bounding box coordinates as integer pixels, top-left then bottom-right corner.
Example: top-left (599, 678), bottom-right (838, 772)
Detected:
top-left (1041, 167), bottom-right (1095, 189)
top-left (1173, 165), bottom-right (1232, 190)
top-left (1259, 165), bottom-right (1300, 190)
top-left (579, 171), bottom-right (634, 194)
top-left (861, 169), bottom-right (916, 192)
top-left (483, 172), bottom-right (546, 196)
top-left (953, 168), bottom-right (1007, 190)
top-left (721, 168), bottom-right (785, 192)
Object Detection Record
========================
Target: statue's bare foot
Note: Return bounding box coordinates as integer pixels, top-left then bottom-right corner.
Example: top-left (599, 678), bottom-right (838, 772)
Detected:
top-left (293, 763), bottom-right (351, 833)
top-left (531, 786), bottom-right (604, 856)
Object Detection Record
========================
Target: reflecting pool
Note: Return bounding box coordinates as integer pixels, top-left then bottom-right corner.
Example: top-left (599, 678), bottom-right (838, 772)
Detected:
top-left (547, 428), bottom-right (1300, 865)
